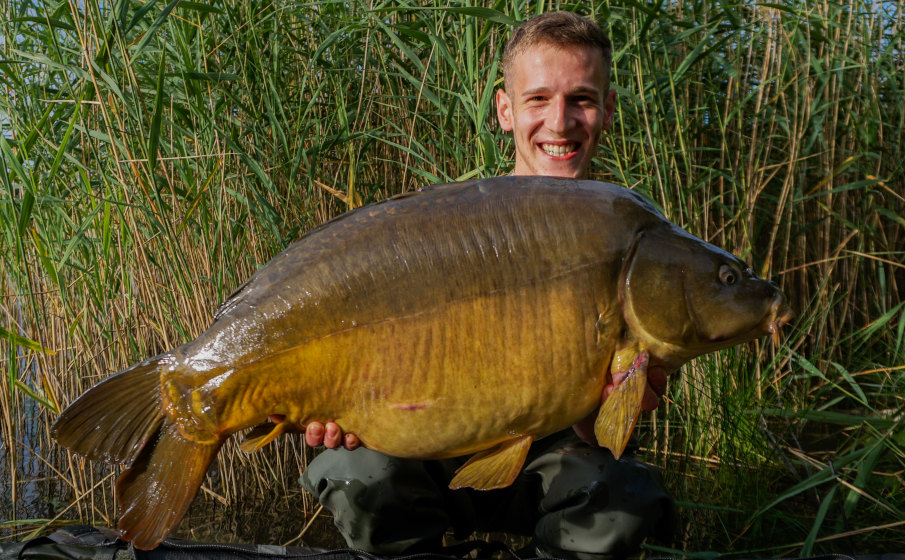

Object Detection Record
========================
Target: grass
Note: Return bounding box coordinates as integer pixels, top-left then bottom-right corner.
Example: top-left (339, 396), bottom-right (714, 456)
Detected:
top-left (1, 0), bottom-right (903, 555)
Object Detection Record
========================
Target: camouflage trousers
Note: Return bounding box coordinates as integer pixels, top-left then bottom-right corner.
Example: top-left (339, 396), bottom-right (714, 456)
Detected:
top-left (300, 431), bottom-right (675, 560)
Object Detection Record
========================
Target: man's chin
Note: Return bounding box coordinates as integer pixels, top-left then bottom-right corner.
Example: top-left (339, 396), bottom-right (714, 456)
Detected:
top-left (534, 163), bottom-right (585, 179)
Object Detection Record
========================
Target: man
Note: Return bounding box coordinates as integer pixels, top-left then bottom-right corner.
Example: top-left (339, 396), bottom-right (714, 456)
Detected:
top-left (494, 11), bottom-right (615, 180)
top-left (302, 12), bottom-right (674, 559)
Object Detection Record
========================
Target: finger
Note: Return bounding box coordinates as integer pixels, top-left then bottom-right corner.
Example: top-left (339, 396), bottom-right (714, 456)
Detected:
top-left (343, 433), bottom-right (360, 451)
top-left (305, 422), bottom-right (325, 447)
top-left (602, 384), bottom-right (615, 401)
top-left (323, 422), bottom-right (342, 449)
top-left (641, 386), bottom-right (660, 411)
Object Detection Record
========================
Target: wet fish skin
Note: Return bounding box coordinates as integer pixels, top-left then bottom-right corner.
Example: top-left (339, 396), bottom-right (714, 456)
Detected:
top-left (161, 178), bottom-right (654, 459)
top-left (51, 176), bottom-right (791, 549)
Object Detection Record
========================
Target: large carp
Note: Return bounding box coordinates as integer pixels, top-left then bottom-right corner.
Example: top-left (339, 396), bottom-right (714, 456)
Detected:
top-left (53, 177), bottom-right (791, 549)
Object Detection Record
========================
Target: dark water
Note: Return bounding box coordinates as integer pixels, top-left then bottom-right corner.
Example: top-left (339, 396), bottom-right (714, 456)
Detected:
top-left (2, 454), bottom-right (347, 548)
top-left (0, 398), bottom-right (74, 541)
top-left (173, 490), bottom-right (346, 548)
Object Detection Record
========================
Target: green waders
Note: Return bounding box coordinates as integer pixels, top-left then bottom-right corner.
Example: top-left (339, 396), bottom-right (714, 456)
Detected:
top-left (301, 431), bottom-right (675, 560)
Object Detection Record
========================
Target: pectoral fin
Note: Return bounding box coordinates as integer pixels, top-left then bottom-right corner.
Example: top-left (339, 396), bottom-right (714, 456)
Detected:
top-left (239, 418), bottom-right (289, 453)
top-left (595, 351), bottom-right (648, 460)
top-left (449, 435), bottom-right (533, 491)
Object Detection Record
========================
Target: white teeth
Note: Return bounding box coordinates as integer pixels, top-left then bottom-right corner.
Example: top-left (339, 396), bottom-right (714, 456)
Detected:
top-left (541, 143), bottom-right (576, 156)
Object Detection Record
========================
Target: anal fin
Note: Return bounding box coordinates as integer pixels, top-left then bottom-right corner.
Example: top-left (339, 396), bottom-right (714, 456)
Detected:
top-left (595, 351), bottom-right (648, 460)
top-left (449, 435), bottom-right (533, 491)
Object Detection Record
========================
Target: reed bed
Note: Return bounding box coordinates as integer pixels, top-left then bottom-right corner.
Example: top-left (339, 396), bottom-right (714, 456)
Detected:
top-left (1, 0), bottom-right (902, 556)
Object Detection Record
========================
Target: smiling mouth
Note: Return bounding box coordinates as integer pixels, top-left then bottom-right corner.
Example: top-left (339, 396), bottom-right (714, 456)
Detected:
top-left (541, 143), bottom-right (577, 156)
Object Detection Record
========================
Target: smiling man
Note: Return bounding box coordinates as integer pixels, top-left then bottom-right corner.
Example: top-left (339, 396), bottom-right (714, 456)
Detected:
top-left (496, 16), bottom-right (615, 179)
top-left (301, 12), bottom-right (674, 560)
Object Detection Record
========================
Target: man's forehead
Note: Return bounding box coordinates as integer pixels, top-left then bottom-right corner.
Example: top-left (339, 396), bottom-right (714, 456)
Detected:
top-left (506, 42), bottom-right (608, 91)
top-left (517, 39), bottom-right (605, 56)
top-left (509, 41), bottom-right (606, 69)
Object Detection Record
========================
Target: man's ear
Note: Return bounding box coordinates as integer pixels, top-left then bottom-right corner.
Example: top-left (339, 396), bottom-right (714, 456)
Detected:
top-left (496, 89), bottom-right (514, 131)
top-left (602, 88), bottom-right (616, 131)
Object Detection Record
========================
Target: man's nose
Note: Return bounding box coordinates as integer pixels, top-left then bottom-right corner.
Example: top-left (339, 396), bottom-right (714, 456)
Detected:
top-left (546, 96), bottom-right (572, 133)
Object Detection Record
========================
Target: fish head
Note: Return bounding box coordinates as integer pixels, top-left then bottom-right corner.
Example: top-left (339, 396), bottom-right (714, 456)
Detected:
top-left (619, 225), bottom-right (793, 370)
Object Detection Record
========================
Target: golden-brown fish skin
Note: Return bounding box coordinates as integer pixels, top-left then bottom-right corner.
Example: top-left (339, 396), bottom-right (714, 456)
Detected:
top-left (212, 269), bottom-right (610, 459)
top-left (51, 176), bottom-right (790, 549)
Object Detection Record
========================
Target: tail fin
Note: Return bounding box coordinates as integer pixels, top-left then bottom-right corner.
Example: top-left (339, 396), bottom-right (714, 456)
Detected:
top-left (53, 353), bottom-right (222, 549)
top-left (52, 354), bottom-right (169, 464)
top-left (117, 419), bottom-right (223, 550)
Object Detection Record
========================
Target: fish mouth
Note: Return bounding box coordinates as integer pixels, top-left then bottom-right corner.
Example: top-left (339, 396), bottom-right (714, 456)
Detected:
top-left (643, 294), bottom-right (793, 408)
top-left (765, 295), bottom-right (795, 347)
top-left (705, 293), bottom-right (794, 349)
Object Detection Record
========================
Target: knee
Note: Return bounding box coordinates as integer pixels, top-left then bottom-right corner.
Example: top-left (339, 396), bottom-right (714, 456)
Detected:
top-left (531, 446), bottom-right (675, 560)
top-left (300, 448), bottom-right (451, 554)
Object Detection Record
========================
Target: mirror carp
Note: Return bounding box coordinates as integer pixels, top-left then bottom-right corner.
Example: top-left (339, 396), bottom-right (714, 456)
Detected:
top-left (52, 176), bottom-right (792, 549)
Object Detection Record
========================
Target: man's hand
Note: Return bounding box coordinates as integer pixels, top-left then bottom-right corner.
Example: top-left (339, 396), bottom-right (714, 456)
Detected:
top-left (305, 421), bottom-right (360, 450)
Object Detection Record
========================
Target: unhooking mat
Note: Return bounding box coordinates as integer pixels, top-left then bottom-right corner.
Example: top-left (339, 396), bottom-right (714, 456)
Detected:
top-left (1, 525), bottom-right (902, 560)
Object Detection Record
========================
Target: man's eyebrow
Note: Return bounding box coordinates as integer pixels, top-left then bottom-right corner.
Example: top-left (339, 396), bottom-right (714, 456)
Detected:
top-left (520, 85), bottom-right (602, 98)
top-left (568, 87), bottom-right (602, 97)
top-left (521, 87), bottom-right (552, 97)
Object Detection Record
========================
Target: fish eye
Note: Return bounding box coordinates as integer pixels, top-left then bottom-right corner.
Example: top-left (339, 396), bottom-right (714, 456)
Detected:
top-left (719, 264), bottom-right (737, 286)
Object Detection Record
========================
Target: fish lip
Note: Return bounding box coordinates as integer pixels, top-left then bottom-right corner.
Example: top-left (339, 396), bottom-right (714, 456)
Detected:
top-left (765, 292), bottom-right (794, 329)
top-left (766, 301), bottom-right (795, 347)
top-left (704, 293), bottom-right (794, 347)
top-left (768, 309), bottom-right (795, 334)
